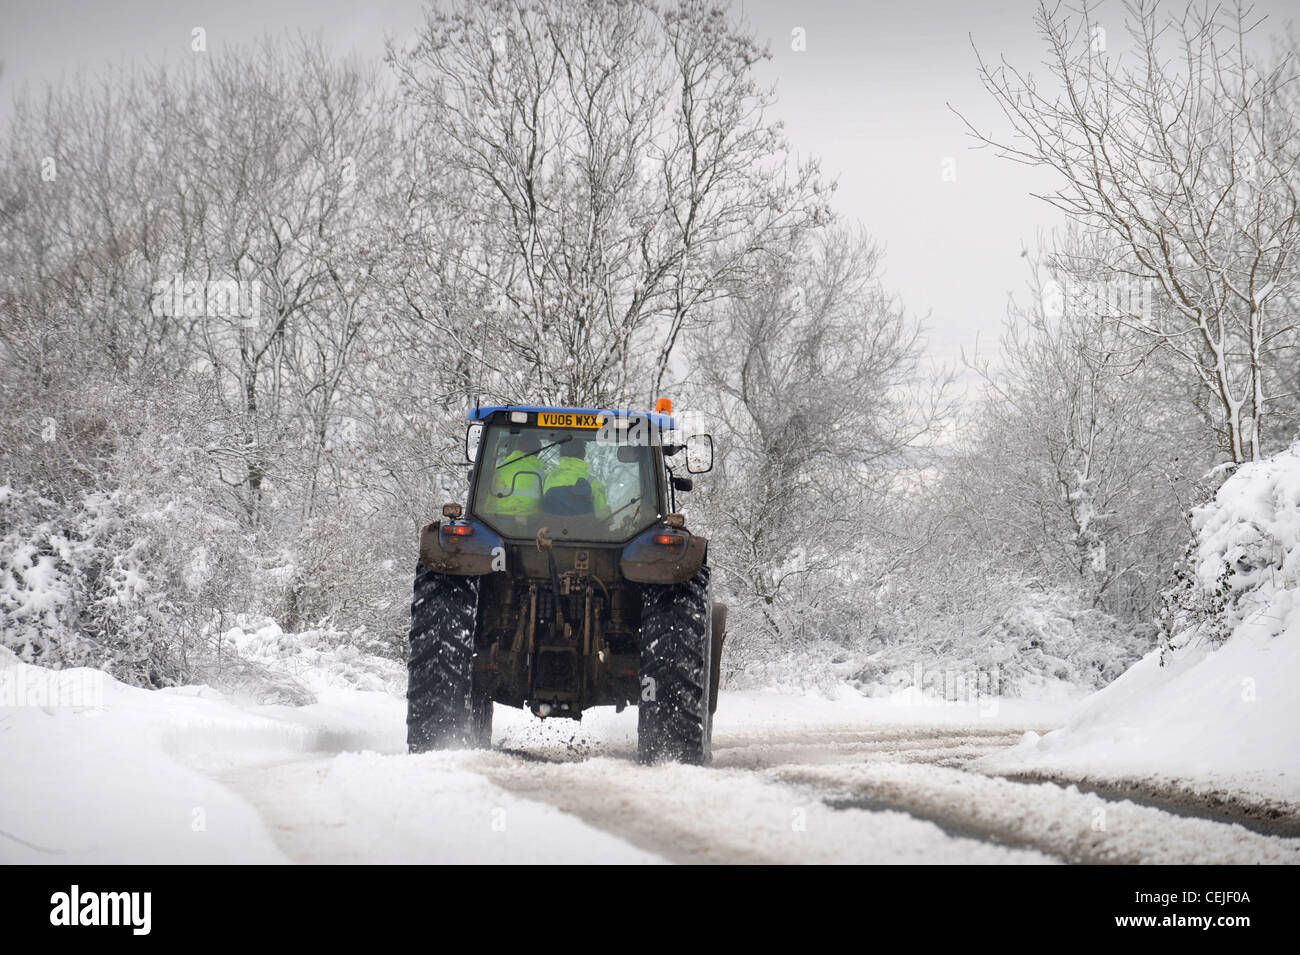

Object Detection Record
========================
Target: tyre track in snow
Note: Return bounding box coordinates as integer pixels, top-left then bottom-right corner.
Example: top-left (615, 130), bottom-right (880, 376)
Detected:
top-left (465, 753), bottom-right (785, 864)
top-left (206, 716), bottom-right (1298, 864)
top-left (465, 749), bottom-right (1055, 864)
top-left (781, 762), bottom-right (1300, 863)
top-left (996, 772), bottom-right (1300, 838)
top-left (727, 727), bottom-right (1296, 833)
top-left (760, 761), bottom-right (1300, 864)
top-left (711, 725), bottom-right (1300, 861)
top-left (711, 726), bottom-right (1035, 772)
top-left (487, 724), bottom-right (1299, 864)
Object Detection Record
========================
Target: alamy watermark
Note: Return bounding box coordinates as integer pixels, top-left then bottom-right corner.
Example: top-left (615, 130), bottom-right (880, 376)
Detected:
top-left (0, 666), bottom-right (106, 708)
top-left (1042, 276), bottom-right (1154, 321)
top-left (150, 273), bottom-right (262, 325)
top-left (881, 662), bottom-right (1002, 717)
top-left (49, 886), bottom-right (151, 936)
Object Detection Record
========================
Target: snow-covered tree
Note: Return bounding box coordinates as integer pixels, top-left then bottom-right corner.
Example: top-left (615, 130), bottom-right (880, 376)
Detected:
top-left (690, 227), bottom-right (949, 662)
top-left (966, 1), bottom-right (1300, 462)
top-left (957, 249), bottom-right (1209, 618)
top-left (389, 0), bottom-right (829, 407)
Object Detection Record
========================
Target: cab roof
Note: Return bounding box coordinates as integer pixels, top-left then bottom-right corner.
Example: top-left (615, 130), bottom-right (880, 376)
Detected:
top-left (468, 404), bottom-right (676, 429)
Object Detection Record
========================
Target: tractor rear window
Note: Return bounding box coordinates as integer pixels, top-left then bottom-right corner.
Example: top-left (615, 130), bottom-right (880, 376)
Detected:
top-left (471, 424), bottom-right (659, 543)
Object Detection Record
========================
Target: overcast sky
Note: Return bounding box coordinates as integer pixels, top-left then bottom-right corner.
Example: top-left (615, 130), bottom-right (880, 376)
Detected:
top-left (3, 0), bottom-right (1297, 372)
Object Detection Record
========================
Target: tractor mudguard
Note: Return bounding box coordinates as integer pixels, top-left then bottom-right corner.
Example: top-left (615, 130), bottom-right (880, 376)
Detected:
top-left (418, 520), bottom-right (506, 575)
top-left (620, 528), bottom-right (707, 585)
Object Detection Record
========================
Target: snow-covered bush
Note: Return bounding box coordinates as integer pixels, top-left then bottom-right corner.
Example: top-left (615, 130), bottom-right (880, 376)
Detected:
top-left (0, 484), bottom-right (172, 682)
top-left (219, 617), bottom-right (406, 699)
top-left (719, 575), bottom-right (1153, 695)
top-left (1160, 444), bottom-right (1300, 652)
top-left (851, 588), bottom-right (1153, 696)
top-left (0, 369), bottom-right (195, 684)
top-left (977, 591), bottom-right (1154, 687)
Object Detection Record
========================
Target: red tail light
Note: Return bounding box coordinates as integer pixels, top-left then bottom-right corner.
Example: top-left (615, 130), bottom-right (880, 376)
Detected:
top-left (442, 523), bottom-right (474, 538)
top-left (653, 533), bottom-right (683, 546)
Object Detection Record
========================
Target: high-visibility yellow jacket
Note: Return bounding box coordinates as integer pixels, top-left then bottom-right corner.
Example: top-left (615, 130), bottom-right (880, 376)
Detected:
top-left (543, 458), bottom-right (606, 512)
top-left (487, 452), bottom-right (545, 515)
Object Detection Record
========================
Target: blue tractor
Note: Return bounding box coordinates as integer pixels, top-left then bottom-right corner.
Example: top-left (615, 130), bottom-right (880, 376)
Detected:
top-left (406, 402), bottom-right (726, 764)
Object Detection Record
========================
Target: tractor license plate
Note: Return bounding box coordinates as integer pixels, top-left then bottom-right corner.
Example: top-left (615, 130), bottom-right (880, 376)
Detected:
top-left (537, 412), bottom-right (604, 429)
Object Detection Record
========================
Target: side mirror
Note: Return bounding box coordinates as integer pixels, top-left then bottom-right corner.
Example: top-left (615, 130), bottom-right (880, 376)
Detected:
top-left (465, 423), bottom-right (484, 463)
top-left (617, 445), bottom-right (640, 463)
top-left (671, 475), bottom-right (694, 492)
top-left (685, 433), bottom-right (713, 473)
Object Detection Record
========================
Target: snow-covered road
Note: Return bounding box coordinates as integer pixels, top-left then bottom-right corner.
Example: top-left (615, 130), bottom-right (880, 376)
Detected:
top-left (186, 706), bottom-right (1050, 865)
top-left (4, 650), bottom-right (1298, 864)
top-left (179, 692), bottom-right (1300, 865)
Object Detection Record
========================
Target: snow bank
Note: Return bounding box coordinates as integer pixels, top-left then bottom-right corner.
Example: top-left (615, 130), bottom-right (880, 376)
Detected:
top-left (982, 444), bottom-right (1300, 803)
top-left (0, 645), bottom-right (289, 862)
top-left (0, 646), bottom-right (660, 863)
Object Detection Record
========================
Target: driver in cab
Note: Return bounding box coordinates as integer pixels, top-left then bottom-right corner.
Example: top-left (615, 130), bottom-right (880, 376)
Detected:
top-left (542, 439), bottom-right (607, 514)
top-left (486, 433), bottom-right (546, 516)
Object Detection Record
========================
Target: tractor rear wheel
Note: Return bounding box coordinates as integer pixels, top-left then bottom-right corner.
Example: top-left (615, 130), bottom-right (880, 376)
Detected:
top-left (637, 565), bottom-right (713, 765)
top-left (406, 564), bottom-right (485, 752)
